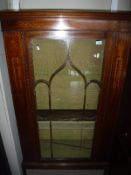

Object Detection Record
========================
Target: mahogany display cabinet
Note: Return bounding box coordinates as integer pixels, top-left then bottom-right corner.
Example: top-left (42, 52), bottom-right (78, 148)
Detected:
top-left (0, 10), bottom-right (131, 174)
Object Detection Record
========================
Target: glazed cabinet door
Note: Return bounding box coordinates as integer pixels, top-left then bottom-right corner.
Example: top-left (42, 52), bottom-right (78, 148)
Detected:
top-left (3, 30), bottom-right (130, 163)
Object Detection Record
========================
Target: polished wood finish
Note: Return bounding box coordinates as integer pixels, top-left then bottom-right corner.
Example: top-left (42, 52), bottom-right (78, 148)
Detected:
top-left (92, 32), bottom-right (130, 160)
top-left (0, 10), bottom-right (131, 173)
top-left (3, 32), bottom-right (41, 161)
top-left (22, 160), bottom-right (109, 169)
top-left (118, 36), bottom-right (131, 164)
top-left (0, 11), bottom-right (131, 32)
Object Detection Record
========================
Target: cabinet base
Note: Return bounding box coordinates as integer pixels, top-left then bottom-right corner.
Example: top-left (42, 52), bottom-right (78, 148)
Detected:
top-left (22, 160), bottom-right (109, 175)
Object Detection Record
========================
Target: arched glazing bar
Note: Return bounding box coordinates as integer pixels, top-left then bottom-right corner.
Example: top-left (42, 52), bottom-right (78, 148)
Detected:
top-left (34, 40), bottom-right (101, 118)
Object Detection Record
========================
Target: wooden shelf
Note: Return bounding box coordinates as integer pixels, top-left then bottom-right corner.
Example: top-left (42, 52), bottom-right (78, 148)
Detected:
top-left (37, 110), bottom-right (96, 121)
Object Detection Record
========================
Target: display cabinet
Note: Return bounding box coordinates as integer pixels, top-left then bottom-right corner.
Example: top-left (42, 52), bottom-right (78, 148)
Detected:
top-left (0, 10), bottom-right (131, 174)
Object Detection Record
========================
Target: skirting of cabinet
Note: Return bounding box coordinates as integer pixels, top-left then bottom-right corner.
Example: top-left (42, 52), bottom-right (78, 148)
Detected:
top-left (26, 169), bottom-right (105, 175)
top-left (22, 161), bottom-right (109, 175)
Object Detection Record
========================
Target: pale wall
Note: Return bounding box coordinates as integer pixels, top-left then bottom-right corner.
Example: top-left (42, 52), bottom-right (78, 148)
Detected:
top-left (0, 0), bottom-right (8, 9)
top-left (117, 0), bottom-right (131, 11)
top-left (1, 0), bottom-right (131, 11)
top-left (20, 0), bottom-right (131, 11)
top-left (20, 0), bottom-right (112, 10)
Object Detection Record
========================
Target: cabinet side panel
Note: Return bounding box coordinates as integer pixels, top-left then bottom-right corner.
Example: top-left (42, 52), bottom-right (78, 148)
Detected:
top-left (92, 32), bottom-right (131, 160)
top-left (3, 32), bottom-right (40, 161)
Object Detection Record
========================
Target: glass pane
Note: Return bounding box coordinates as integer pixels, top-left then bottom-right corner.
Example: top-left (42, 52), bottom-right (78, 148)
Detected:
top-left (51, 63), bottom-right (84, 109)
top-left (31, 38), bottom-right (105, 158)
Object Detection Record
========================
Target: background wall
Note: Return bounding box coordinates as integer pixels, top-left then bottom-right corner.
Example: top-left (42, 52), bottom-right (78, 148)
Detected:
top-left (0, 0), bottom-right (8, 9)
top-left (20, 0), bottom-right (112, 10)
top-left (117, 0), bottom-right (131, 11)
top-left (19, 0), bottom-right (131, 11)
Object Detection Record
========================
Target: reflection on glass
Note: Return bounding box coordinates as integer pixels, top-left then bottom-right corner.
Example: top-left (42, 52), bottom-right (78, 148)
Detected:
top-left (31, 38), bottom-right (105, 158)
